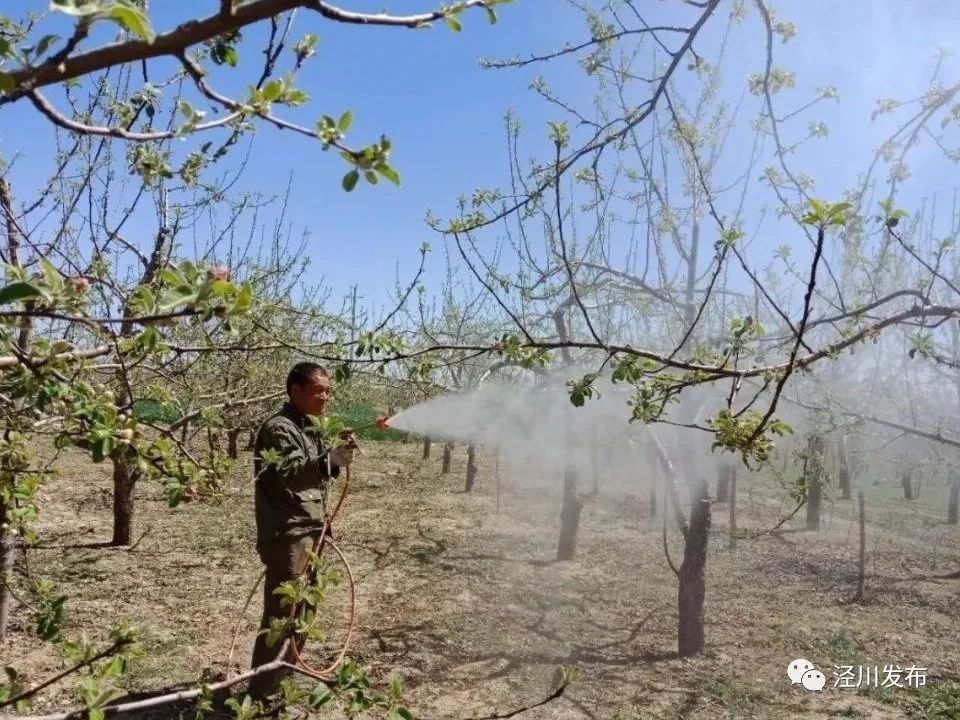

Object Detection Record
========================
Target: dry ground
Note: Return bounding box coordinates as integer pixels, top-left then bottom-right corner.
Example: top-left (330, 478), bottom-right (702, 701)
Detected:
top-left (3, 438), bottom-right (960, 719)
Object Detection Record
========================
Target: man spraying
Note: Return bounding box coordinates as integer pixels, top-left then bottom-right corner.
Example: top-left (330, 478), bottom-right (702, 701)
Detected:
top-left (248, 362), bottom-right (356, 701)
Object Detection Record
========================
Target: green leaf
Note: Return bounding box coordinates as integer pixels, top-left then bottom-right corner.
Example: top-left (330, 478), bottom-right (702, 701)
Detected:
top-left (364, 170), bottom-right (378, 185)
top-left (211, 41), bottom-right (238, 67)
top-left (293, 33), bottom-right (318, 60)
top-left (445, 15), bottom-right (462, 32)
top-left (261, 79), bottom-right (283, 103)
top-left (92, 436), bottom-right (115, 463)
top-left (376, 164), bottom-right (401, 186)
top-left (0, 282), bottom-right (42, 305)
top-left (178, 99), bottom-right (196, 121)
top-left (50, 0), bottom-right (103, 17)
top-left (342, 170), bottom-right (359, 192)
top-left (40, 258), bottom-right (63, 289)
top-left (35, 34), bottom-right (61, 57)
top-left (0, 73), bottom-right (13, 93)
top-left (308, 688), bottom-right (333, 709)
top-left (830, 202), bottom-right (851, 214)
top-left (334, 363), bottom-right (352, 383)
top-left (157, 285), bottom-right (196, 312)
top-left (808, 197), bottom-right (827, 220)
top-left (231, 282), bottom-right (253, 315)
top-left (167, 482), bottom-right (184, 508)
top-left (99, 655), bottom-right (125, 680)
top-left (128, 285), bottom-right (156, 315)
top-left (208, 279), bottom-right (233, 298)
top-left (283, 89), bottom-right (309, 106)
top-left (107, 4), bottom-right (156, 42)
top-left (92, 686), bottom-right (127, 707)
top-left (338, 110), bottom-right (353, 132)
top-left (486, 7), bottom-right (497, 24)
top-left (158, 268), bottom-right (185, 286)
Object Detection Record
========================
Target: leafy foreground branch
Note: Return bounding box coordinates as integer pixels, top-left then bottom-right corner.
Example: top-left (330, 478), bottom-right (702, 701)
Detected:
top-left (0, 0), bottom-right (515, 192)
top-left (1, 641), bottom-right (573, 720)
top-left (1, 469), bottom-right (571, 720)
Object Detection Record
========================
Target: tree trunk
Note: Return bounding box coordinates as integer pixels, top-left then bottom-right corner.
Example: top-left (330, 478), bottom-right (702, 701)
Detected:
top-left (806, 473), bottom-right (822, 531)
top-left (948, 475), bottom-right (959, 525)
top-left (111, 461), bottom-right (137, 546)
top-left (422, 437), bottom-right (432, 460)
top-left (0, 498), bottom-right (13, 641)
top-left (111, 221), bottom-right (165, 546)
top-left (806, 436), bottom-right (824, 531)
top-left (556, 468), bottom-right (583, 561)
top-left (495, 452), bottom-right (502, 513)
top-left (856, 492), bottom-right (866, 602)
top-left (227, 428), bottom-right (242, 459)
top-left (716, 462), bottom-right (731, 503)
top-left (206, 427), bottom-right (220, 457)
top-left (441, 442), bottom-right (453, 474)
top-left (590, 428), bottom-right (600, 495)
top-left (837, 439), bottom-right (851, 500)
top-left (646, 441), bottom-right (658, 517)
top-left (901, 469), bottom-right (914, 500)
top-left (678, 478), bottom-right (710, 657)
top-left (728, 466), bottom-right (738, 550)
top-left (465, 444), bottom-right (477, 492)
top-left (1, 180), bottom-right (26, 639)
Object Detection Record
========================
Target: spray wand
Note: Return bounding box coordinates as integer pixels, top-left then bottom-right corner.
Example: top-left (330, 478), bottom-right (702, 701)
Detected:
top-left (343, 415), bottom-right (391, 434)
top-left (331, 416), bottom-right (390, 453)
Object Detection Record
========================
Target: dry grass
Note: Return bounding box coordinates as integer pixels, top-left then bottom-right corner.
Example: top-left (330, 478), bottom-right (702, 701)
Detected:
top-left (3, 438), bottom-right (960, 719)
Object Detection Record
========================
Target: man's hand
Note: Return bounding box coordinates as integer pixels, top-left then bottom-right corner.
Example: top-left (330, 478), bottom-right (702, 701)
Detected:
top-left (329, 445), bottom-right (355, 467)
top-left (329, 432), bottom-right (357, 468)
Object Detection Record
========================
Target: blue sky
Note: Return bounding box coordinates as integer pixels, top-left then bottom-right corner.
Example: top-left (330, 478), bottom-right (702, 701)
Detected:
top-left (2, 1), bottom-right (958, 318)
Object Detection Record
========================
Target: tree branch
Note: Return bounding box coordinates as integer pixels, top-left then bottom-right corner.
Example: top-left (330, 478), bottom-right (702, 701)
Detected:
top-left (27, 90), bottom-right (240, 142)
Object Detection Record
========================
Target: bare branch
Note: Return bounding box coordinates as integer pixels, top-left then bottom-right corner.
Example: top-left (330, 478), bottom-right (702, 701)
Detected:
top-left (481, 25), bottom-right (692, 69)
top-left (0, 344), bottom-right (112, 370)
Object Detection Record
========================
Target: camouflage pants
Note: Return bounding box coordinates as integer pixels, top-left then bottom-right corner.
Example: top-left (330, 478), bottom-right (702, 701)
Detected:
top-left (248, 532), bottom-right (316, 701)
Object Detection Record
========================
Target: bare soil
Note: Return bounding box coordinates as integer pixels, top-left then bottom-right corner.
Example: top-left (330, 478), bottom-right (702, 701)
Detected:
top-left (3, 439), bottom-right (960, 719)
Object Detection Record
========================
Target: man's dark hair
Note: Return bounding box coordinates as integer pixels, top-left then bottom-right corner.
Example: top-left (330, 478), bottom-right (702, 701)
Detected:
top-left (286, 362), bottom-right (330, 394)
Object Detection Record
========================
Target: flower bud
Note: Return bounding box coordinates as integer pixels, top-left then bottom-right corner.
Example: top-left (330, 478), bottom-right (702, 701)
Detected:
top-left (70, 277), bottom-right (91, 293)
top-left (207, 266), bottom-right (230, 282)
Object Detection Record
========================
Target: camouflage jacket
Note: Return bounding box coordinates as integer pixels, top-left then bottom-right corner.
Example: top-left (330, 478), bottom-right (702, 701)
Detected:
top-left (253, 403), bottom-right (340, 552)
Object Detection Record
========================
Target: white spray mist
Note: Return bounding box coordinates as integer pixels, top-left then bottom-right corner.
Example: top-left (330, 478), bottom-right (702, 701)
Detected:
top-left (386, 371), bottom-right (724, 494)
